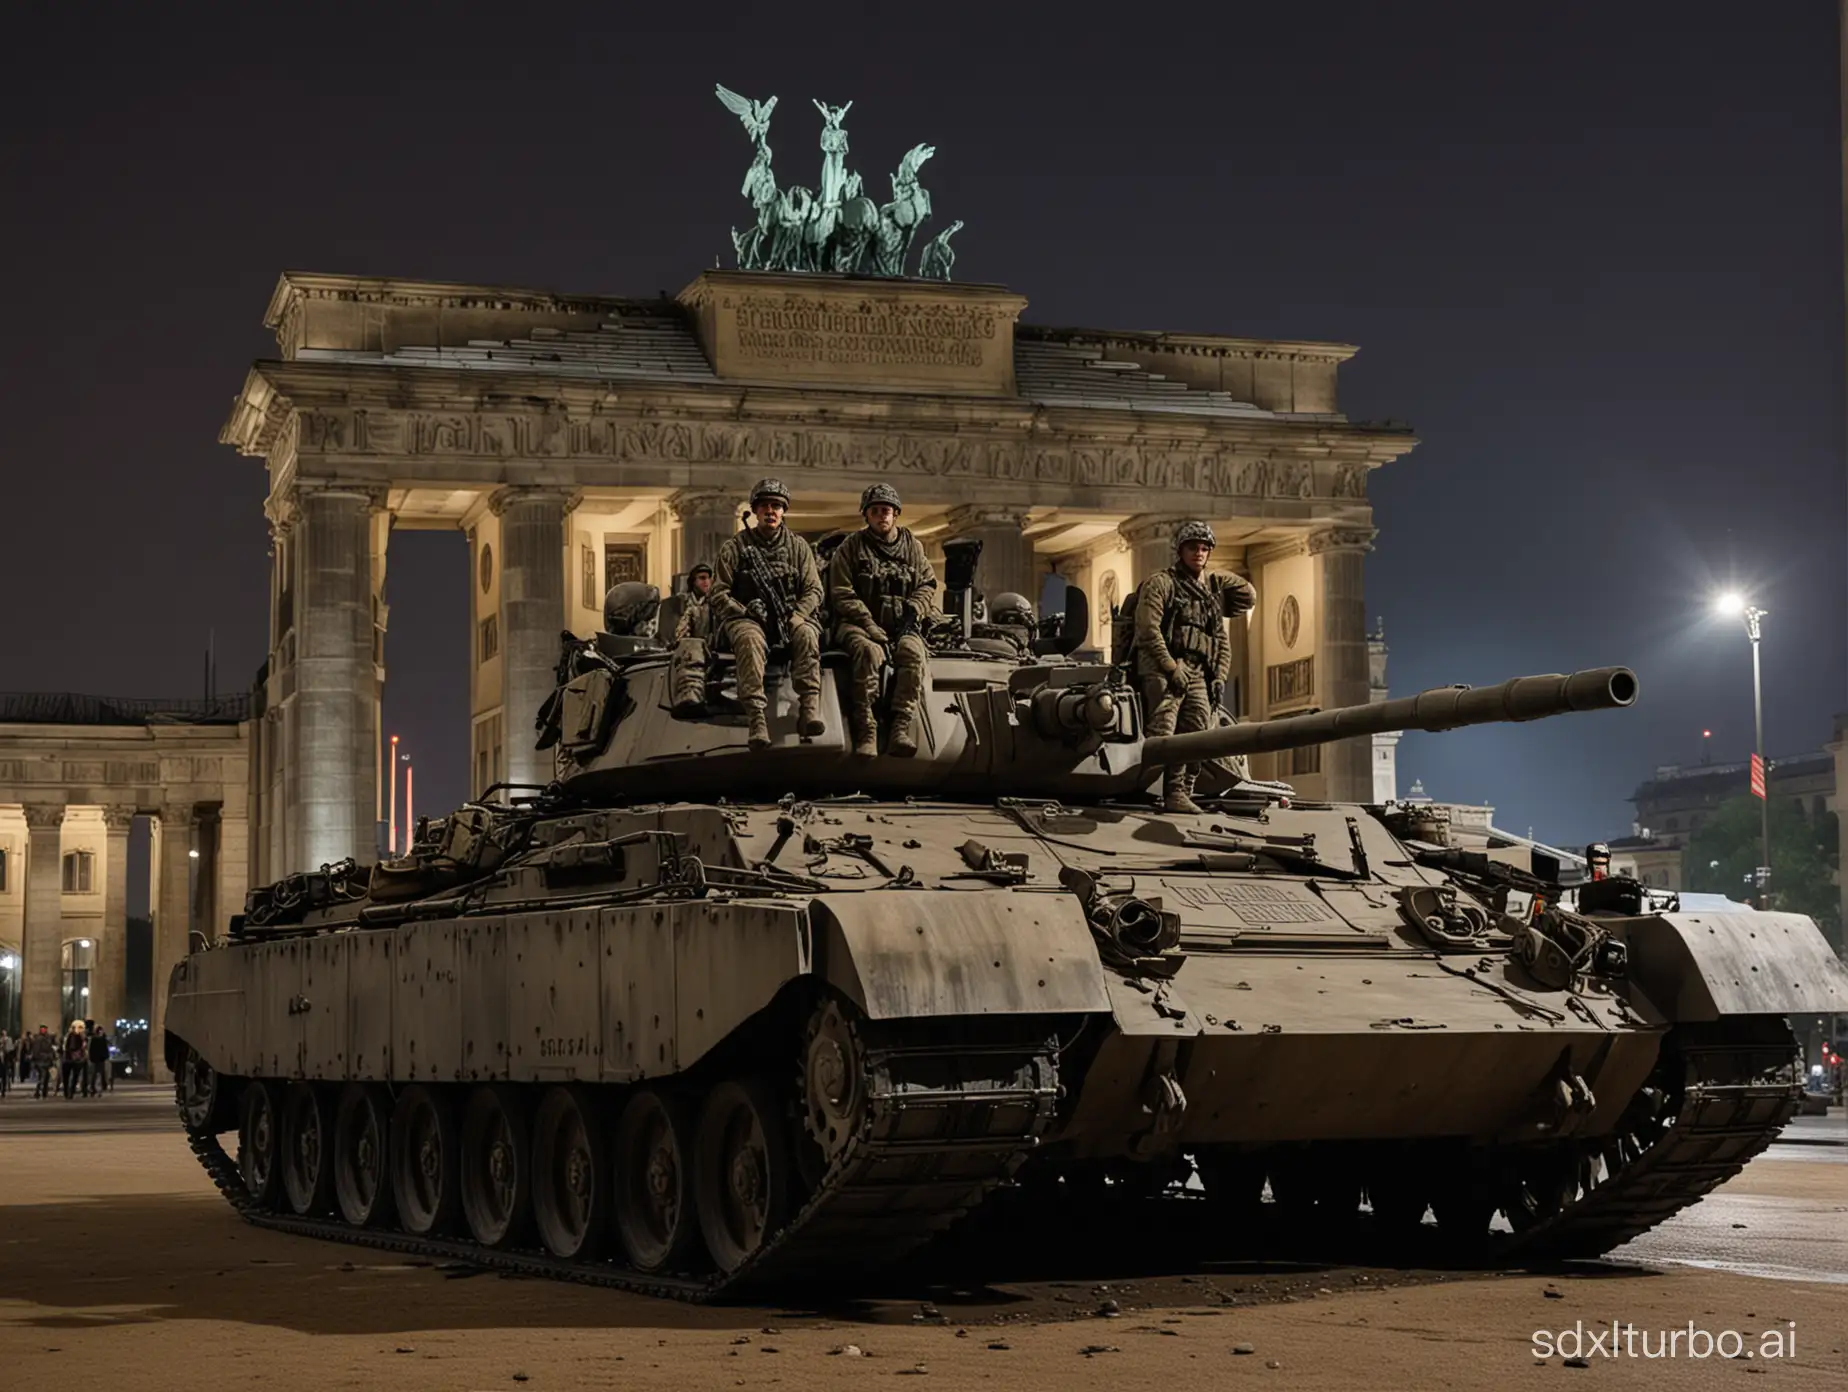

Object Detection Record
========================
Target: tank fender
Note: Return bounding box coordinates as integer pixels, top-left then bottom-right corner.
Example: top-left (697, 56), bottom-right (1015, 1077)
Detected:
top-left (811, 890), bottom-right (1110, 1020)
top-left (1614, 911), bottom-right (1848, 1021)
top-left (163, 947), bottom-right (253, 1075)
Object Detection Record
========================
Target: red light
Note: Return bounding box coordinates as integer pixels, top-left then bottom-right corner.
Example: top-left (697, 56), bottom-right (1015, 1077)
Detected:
top-left (1701, 729), bottom-right (1711, 738)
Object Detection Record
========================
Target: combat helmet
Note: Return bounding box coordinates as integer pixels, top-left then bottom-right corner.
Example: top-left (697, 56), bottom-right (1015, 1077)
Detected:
top-left (602, 581), bottom-right (662, 638)
top-left (988, 592), bottom-right (1036, 629)
top-left (1175, 520), bottom-right (1217, 551)
top-left (859, 482), bottom-right (902, 515)
top-left (750, 477), bottom-right (791, 508)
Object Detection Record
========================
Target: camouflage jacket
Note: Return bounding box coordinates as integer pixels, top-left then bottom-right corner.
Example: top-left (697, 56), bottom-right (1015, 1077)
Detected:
top-left (827, 527), bottom-right (938, 637)
top-left (1133, 565), bottom-right (1255, 686)
top-left (674, 592), bottom-right (714, 643)
top-left (710, 526), bottom-right (824, 628)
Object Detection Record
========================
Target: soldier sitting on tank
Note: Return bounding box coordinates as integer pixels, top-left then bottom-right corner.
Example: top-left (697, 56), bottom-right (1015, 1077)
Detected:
top-left (669, 562), bottom-right (717, 717)
top-left (828, 483), bottom-right (939, 758)
top-left (710, 478), bottom-right (827, 750)
top-left (1133, 520), bottom-right (1256, 814)
top-left (601, 581), bottom-right (662, 641)
top-left (968, 591), bottom-right (1042, 661)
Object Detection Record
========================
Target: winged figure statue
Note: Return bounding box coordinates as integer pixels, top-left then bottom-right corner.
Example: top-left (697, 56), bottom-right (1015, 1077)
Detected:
top-left (715, 85), bottom-right (777, 149)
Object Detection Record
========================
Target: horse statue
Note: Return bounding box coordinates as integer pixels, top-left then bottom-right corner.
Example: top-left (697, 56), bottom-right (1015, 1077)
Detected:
top-left (875, 143), bottom-right (935, 275)
top-left (918, 219), bottom-right (964, 280)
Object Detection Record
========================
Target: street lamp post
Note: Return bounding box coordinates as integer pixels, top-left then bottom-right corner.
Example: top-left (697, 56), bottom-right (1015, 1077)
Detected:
top-left (1715, 593), bottom-right (1771, 909)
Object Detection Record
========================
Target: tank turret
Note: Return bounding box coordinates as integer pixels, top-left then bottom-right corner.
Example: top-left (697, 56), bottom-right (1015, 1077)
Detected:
top-left (544, 623), bottom-right (1638, 804)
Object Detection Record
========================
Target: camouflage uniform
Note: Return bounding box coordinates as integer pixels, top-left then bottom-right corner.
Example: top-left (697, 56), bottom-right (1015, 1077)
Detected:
top-left (828, 525), bottom-right (939, 756)
top-left (710, 525), bottom-right (824, 727)
top-left (1134, 563), bottom-right (1256, 809)
top-left (669, 568), bottom-right (716, 713)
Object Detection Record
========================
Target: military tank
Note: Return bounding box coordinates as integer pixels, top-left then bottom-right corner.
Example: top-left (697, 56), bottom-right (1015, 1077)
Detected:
top-left (164, 594), bottom-right (1848, 1297)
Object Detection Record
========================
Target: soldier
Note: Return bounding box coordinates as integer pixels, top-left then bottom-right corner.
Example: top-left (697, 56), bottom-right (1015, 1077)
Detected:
top-left (828, 483), bottom-right (938, 757)
top-left (669, 562), bottom-right (716, 717)
top-left (1133, 520), bottom-right (1256, 813)
top-left (710, 478), bottom-right (826, 750)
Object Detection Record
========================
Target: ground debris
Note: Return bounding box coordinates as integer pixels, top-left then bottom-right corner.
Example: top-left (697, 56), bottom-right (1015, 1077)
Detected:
top-left (829, 1345), bottom-right (865, 1357)
top-left (1233, 1342), bottom-right (1257, 1355)
top-left (1077, 1345), bottom-right (1120, 1357)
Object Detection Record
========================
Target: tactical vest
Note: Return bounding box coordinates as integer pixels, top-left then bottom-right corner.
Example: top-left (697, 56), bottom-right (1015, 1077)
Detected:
top-left (1163, 568), bottom-right (1221, 666)
top-left (735, 528), bottom-right (805, 602)
top-left (844, 529), bottom-right (922, 630)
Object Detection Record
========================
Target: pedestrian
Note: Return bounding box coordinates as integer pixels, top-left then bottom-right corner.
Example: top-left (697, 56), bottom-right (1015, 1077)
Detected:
top-left (30, 1025), bottom-right (56, 1098)
top-left (61, 1021), bottom-right (85, 1100)
top-left (87, 1022), bottom-right (110, 1096)
top-left (0, 1027), bottom-right (12, 1098)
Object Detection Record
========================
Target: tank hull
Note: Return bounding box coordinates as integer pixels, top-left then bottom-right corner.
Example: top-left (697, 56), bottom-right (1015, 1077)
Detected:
top-left (164, 795), bottom-right (1845, 1294)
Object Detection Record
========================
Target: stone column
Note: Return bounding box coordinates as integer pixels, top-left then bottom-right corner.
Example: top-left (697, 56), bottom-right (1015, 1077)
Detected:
top-left (150, 803), bottom-right (196, 1079)
top-left (290, 485), bottom-right (379, 871)
top-left (95, 806), bottom-right (134, 1030)
top-left (20, 804), bottom-right (64, 1033)
top-left (943, 504), bottom-right (1036, 609)
top-left (494, 487), bottom-right (572, 790)
top-left (1310, 527), bottom-right (1377, 801)
top-left (668, 489), bottom-right (744, 580)
top-left (216, 810), bottom-right (249, 944)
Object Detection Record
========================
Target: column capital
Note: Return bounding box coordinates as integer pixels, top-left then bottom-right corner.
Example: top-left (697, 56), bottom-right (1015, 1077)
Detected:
top-left (943, 503), bottom-right (1029, 532)
top-left (101, 805), bottom-right (137, 833)
top-left (157, 802), bottom-right (197, 826)
top-left (667, 488), bottom-right (746, 522)
top-left (489, 484), bottom-right (576, 517)
top-left (20, 803), bottom-right (65, 833)
top-left (292, 479), bottom-right (390, 511)
top-left (1307, 526), bottom-right (1378, 557)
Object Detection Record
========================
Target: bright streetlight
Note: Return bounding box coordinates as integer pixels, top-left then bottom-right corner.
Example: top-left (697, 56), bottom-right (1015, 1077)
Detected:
top-left (1713, 592), bottom-right (1770, 909)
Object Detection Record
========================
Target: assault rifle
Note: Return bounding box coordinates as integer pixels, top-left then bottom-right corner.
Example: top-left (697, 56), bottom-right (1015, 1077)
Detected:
top-left (732, 531), bottom-right (794, 648)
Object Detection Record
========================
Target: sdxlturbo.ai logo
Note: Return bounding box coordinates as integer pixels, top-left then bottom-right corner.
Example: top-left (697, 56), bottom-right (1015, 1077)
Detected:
top-left (1533, 1321), bottom-right (1798, 1361)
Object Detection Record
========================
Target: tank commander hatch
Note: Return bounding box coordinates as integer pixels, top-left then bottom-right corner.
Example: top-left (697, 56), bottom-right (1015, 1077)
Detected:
top-left (827, 483), bottom-right (939, 758)
top-left (669, 562), bottom-right (716, 717)
top-left (710, 478), bottom-right (826, 750)
top-left (1132, 520), bottom-right (1256, 814)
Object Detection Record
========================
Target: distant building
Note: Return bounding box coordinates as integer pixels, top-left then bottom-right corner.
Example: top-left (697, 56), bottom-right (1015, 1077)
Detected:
top-left (1609, 748), bottom-right (1838, 893)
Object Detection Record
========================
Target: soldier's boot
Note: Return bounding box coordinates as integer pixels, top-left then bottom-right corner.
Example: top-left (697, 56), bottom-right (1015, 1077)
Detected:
top-left (672, 695), bottom-right (706, 719)
top-left (886, 703), bottom-right (918, 758)
top-left (797, 692), bottom-right (826, 739)
top-left (849, 704), bottom-right (879, 758)
top-left (746, 702), bottom-right (772, 752)
top-left (1162, 769), bottom-right (1203, 815)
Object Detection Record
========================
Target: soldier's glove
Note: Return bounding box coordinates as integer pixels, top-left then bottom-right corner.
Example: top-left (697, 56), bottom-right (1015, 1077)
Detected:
top-left (746, 600), bottom-right (769, 625)
top-left (1165, 667), bottom-right (1190, 697)
top-left (864, 623), bottom-right (891, 645)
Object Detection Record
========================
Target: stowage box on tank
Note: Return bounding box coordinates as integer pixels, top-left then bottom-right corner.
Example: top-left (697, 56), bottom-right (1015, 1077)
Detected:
top-left (165, 601), bottom-right (1848, 1296)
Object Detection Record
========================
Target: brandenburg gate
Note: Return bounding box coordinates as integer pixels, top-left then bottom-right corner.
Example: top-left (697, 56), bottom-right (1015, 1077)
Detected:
top-left (222, 266), bottom-right (1415, 883)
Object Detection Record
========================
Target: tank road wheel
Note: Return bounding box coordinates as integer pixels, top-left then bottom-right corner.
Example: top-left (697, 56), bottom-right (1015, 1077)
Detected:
top-left (532, 1086), bottom-right (610, 1260)
top-left (695, 1078), bottom-right (792, 1274)
top-left (333, 1084), bottom-right (396, 1229)
top-left (177, 1047), bottom-right (226, 1135)
top-left (392, 1085), bottom-right (462, 1236)
top-left (1501, 1150), bottom-right (1585, 1234)
top-left (238, 1080), bottom-right (283, 1209)
top-left (801, 998), bottom-right (866, 1171)
top-left (613, 1087), bottom-right (702, 1273)
top-left (461, 1086), bottom-right (532, 1249)
top-left (280, 1082), bottom-right (335, 1217)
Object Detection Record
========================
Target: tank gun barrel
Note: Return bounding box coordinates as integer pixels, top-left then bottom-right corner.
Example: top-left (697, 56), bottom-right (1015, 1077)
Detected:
top-left (1141, 666), bottom-right (1638, 768)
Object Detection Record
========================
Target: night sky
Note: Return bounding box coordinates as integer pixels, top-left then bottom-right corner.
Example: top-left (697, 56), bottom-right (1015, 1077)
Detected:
top-left (2, 2), bottom-right (1842, 848)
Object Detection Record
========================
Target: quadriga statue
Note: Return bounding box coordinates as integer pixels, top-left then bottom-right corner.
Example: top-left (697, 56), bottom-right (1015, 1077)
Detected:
top-left (163, 556), bottom-right (1848, 1297)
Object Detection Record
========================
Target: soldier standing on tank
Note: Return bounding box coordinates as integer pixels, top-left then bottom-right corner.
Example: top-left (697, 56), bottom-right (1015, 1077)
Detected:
top-left (828, 483), bottom-right (939, 758)
top-left (710, 479), bottom-right (827, 750)
top-left (1133, 520), bottom-right (1256, 813)
top-left (669, 562), bottom-right (716, 717)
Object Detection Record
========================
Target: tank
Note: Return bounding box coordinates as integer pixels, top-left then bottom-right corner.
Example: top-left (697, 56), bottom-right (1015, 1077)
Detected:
top-left (164, 615), bottom-right (1848, 1297)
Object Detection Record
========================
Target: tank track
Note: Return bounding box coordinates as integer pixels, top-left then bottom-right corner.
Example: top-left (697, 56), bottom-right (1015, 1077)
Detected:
top-left (181, 1022), bottom-right (1061, 1300)
top-left (1501, 1016), bottom-right (1803, 1261)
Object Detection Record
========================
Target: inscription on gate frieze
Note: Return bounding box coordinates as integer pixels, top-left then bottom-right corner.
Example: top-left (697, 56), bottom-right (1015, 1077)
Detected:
top-left (680, 270), bottom-right (1025, 395)
top-left (289, 402), bottom-right (1367, 503)
top-left (731, 293), bottom-right (997, 371)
